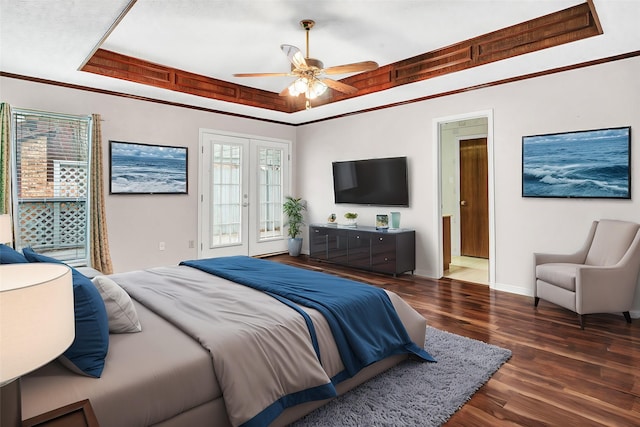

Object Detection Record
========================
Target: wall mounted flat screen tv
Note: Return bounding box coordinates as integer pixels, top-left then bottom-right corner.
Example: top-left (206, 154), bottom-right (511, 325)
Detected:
top-left (522, 126), bottom-right (630, 199)
top-left (110, 140), bottom-right (188, 194)
top-left (332, 156), bottom-right (409, 206)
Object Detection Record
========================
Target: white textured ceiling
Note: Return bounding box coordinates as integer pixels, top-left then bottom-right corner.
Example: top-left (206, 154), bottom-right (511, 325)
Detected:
top-left (1, 1), bottom-right (639, 124)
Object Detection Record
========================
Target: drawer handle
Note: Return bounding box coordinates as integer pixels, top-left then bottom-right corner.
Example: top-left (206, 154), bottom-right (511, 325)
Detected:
top-left (379, 237), bottom-right (383, 241)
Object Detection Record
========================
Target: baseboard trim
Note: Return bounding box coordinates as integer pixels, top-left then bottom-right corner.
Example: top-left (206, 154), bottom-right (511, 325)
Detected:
top-left (491, 281), bottom-right (532, 297)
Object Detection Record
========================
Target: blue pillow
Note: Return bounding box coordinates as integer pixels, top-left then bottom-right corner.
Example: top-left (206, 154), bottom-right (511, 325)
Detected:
top-left (0, 243), bottom-right (28, 264)
top-left (22, 247), bottom-right (109, 378)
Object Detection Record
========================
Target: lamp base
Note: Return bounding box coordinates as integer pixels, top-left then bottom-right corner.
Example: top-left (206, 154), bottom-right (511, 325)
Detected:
top-left (1, 378), bottom-right (21, 427)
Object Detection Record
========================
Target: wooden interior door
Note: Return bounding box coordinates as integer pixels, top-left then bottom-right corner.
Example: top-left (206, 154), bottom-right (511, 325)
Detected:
top-left (460, 138), bottom-right (489, 258)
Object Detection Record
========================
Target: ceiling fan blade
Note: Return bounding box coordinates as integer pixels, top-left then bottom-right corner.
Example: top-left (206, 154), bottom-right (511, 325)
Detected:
top-left (281, 44), bottom-right (307, 69)
top-left (323, 61), bottom-right (379, 75)
top-left (321, 78), bottom-right (358, 95)
top-left (233, 72), bottom-right (291, 78)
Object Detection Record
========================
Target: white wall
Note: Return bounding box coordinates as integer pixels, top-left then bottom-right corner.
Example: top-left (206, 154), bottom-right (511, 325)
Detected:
top-left (3, 55), bottom-right (640, 314)
top-left (0, 78), bottom-right (296, 272)
top-left (297, 56), bottom-right (640, 314)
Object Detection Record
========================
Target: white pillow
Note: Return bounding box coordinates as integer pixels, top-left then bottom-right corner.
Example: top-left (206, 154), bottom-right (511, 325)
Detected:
top-left (92, 276), bottom-right (142, 333)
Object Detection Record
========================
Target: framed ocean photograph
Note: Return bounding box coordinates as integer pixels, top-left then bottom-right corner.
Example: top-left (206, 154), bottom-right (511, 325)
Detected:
top-left (522, 127), bottom-right (631, 199)
top-left (109, 140), bottom-right (188, 194)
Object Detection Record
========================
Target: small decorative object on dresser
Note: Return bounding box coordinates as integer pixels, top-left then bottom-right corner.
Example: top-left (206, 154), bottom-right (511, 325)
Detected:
top-left (327, 213), bottom-right (337, 225)
top-left (376, 214), bottom-right (389, 230)
top-left (344, 212), bottom-right (358, 227)
top-left (390, 211), bottom-right (401, 229)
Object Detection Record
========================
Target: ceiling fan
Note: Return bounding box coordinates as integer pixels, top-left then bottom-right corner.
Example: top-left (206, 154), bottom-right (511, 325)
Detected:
top-left (233, 19), bottom-right (379, 109)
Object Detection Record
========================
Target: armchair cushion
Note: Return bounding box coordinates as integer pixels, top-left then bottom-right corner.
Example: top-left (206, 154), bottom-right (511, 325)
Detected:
top-left (536, 263), bottom-right (578, 291)
top-left (585, 220), bottom-right (640, 266)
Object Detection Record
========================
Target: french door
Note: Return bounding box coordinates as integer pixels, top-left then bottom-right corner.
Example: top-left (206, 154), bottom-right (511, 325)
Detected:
top-left (199, 130), bottom-right (290, 258)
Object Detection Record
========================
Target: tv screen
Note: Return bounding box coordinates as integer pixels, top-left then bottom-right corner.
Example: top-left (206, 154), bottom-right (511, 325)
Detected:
top-left (332, 156), bottom-right (409, 206)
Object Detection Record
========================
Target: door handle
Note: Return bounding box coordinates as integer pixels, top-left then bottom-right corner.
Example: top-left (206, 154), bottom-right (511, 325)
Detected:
top-left (460, 200), bottom-right (467, 206)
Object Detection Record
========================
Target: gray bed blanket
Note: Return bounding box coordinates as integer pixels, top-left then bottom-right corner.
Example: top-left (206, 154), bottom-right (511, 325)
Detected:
top-left (114, 265), bottom-right (338, 427)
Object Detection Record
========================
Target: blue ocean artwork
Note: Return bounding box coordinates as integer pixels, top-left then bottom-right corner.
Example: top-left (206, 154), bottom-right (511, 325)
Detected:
top-left (111, 142), bottom-right (187, 194)
top-left (522, 128), bottom-right (630, 198)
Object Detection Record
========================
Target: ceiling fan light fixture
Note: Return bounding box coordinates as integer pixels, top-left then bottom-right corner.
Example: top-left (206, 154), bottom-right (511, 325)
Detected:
top-left (288, 77), bottom-right (307, 96)
top-left (294, 77), bottom-right (308, 93)
top-left (288, 77), bottom-right (327, 99)
top-left (308, 79), bottom-right (328, 99)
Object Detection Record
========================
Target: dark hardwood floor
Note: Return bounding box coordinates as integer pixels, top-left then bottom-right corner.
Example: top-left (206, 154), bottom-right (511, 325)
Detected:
top-left (268, 254), bottom-right (640, 426)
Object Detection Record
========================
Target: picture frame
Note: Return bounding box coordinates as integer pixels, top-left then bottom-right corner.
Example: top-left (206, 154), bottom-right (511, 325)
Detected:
top-left (522, 126), bottom-right (631, 199)
top-left (109, 140), bottom-right (188, 194)
top-left (376, 214), bottom-right (389, 229)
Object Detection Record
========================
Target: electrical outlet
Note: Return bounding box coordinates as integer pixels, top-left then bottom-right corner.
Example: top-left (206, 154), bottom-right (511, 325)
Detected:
top-left (188, 240), bottom-right (195, 249)
top-left (159, 242), bottom-right (165, 251)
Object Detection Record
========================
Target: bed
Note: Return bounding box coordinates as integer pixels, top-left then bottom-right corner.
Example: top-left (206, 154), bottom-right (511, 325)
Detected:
top-left (20, 255), bottom-right (432, 427)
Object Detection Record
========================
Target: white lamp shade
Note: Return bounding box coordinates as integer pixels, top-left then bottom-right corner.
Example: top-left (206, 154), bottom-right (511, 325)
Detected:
top-left (0, 263), bottom-right (75, 385)
top-left (0, 214), bottom-right (11, 244)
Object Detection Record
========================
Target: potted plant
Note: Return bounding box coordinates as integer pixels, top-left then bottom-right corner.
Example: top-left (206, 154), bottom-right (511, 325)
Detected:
top-left (344, 212), bottom-right (358, 227)
top-left (283, 196), bottom-right (306, 256)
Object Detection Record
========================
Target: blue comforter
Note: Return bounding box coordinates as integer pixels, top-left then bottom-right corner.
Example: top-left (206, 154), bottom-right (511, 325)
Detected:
top-left (180, 256), bottom-right (435, 383)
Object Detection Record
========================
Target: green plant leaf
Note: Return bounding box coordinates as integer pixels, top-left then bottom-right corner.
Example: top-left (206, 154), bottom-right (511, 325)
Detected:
top-left (283, 196), bottom-right (307, 238)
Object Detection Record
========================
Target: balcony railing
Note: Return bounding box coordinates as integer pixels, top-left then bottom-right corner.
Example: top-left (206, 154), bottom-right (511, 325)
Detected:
top-left (17, 198), bottom-right (88, 265)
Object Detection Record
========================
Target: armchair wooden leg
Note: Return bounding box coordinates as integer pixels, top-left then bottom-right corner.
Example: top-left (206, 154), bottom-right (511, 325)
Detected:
top-left (578, 314), bottom-right (585, 330)
top-left (623, 311), bottom-right (632, 323)
top-left (534, 297), bottom-right (540, 307)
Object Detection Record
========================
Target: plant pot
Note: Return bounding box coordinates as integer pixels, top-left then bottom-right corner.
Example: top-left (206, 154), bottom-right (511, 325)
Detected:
top-left (288, 237), bottom-right (303, 256)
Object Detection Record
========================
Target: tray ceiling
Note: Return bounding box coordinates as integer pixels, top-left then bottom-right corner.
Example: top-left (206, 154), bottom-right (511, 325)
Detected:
top-left (1, 1), bottom-right (639, 124)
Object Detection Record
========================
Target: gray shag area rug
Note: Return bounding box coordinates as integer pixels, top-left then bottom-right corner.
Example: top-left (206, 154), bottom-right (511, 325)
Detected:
top-left (292, 326), bottom-right (512, 427)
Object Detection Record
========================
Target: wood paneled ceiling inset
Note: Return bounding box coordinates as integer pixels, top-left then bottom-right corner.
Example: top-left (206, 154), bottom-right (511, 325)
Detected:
top-left (393, 46), bottom-right (474, 84)
top-left (81, 2), bottom-right (602, 114)
top-left (82, 49), bottom-right (292, 112)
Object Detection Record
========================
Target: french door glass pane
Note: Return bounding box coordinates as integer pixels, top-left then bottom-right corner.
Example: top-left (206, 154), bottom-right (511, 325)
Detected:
top-left (211, 143), bottom-right (242, 246)
top-left (258, 147), bottom-right (283, 240)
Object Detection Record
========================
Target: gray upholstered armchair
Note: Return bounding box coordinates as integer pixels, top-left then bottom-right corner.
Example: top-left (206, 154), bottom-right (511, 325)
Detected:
top-left (534, 219), bottom-right (640, 329)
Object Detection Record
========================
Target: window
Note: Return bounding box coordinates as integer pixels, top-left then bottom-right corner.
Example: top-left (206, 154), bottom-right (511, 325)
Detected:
top-left (12, 109), bottom-right (92, 266)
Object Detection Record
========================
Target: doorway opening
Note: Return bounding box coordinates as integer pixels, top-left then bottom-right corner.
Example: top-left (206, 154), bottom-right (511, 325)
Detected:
top-left (435, 112), bottom-right (494, 286)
